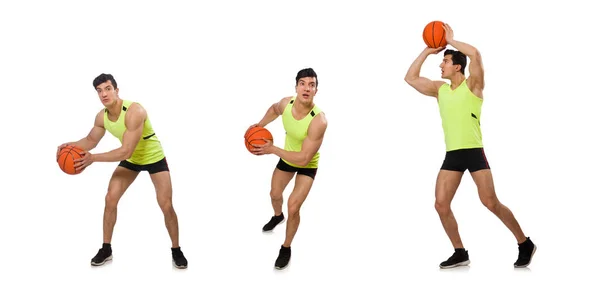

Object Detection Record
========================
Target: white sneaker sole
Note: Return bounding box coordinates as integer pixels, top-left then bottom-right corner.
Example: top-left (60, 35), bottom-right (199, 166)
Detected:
top-left (91, 255), bottom-right (113, 266)
top-left (173, 260), bottom-right (188, 269)
top-left (440, 259), bottom-right (470, 269)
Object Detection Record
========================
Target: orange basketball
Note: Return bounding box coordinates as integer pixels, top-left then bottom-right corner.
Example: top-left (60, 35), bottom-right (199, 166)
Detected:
top-left (244, 126), bottom-right (273, 154)
top-left (423, 21), bottom-right (447, 48)
top-left (57, 145), bottom-right (84, 175)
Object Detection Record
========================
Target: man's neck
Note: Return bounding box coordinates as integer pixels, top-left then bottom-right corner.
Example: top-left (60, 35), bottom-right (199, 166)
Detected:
top-left (106, 98), bottom-right (123, 117)
top-left (450, 74), bottom-right (466, 89)
top-left (294, 100), bottom-right (314, 114)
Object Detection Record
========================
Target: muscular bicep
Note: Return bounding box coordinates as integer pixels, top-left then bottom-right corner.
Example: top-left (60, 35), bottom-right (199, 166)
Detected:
top-left (301, 114), bottom-right (327, 162)
top-left (406, 77), bottom-right (443, 97)
top-left (122, 105), bottom-right (146, 155)
top-left (468, 51), bottom-right (485, 89)
top-left (86, 111), bottom-right (106, 146)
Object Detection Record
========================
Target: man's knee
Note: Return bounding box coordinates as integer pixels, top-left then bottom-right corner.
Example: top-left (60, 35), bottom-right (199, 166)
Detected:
top-left (157, 195), bottom-right (174, 213)
top-left (270, 189), bottom-right (284, 201)
top-left (104, 192), bottom-right (121, 211)
top-left (480, 196), bottom-right (500, 213)
top-left (287, 198), bottom-right (305, 216)
top-left (434, 198), bottom-right (451, 216)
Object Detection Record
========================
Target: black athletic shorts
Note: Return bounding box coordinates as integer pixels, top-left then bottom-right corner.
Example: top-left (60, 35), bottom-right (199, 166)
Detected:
top-left (276, 158), bottom-right (318, 179)
top-left (118, 157), bottom-right (169, 174)
top-left (441, 148), bottom-right (490, 173)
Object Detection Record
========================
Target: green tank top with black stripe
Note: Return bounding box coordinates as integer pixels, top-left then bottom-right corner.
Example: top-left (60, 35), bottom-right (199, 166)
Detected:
top-left (103, 100), bottom-right (165, 165)
top-left (282, 96), bottom-right (322, 168)
top-left (437, 80), bottom-right (484, 151)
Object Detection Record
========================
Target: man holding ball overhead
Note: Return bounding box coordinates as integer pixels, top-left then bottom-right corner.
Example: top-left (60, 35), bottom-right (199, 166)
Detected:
top-left (249, 68), bottom-right (328, 270)
top-left (56, 73), bottom-right (188, 269)
top-left (404, 23), bottom-right (536, 268)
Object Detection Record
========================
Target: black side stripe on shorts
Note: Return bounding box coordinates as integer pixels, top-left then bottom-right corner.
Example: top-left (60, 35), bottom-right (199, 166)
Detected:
top-left (143, 133), bottom-right (156, 140)
top-left (471, 113), bottom-right (477, 119)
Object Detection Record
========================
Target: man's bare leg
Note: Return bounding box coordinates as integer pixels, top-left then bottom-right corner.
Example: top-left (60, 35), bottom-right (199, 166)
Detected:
top-left (91, 166), bottom-right (139, 266)
top-left (262, 167), bottom-right (294, 232)
top-left (275, 174), bottom-right (314, 270)
top-left (470, 169), bottom-right (536, 267)
top-left (435, 170), bottom-right (471, 269)
top-left (150, 170), bottom-right (188, 269)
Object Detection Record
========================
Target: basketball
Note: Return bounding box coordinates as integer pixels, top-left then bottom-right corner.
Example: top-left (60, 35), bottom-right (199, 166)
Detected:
top-left (57, 145), bottom-right (84, 175)
top-left (423, 21), bottom-right (447, 48)
top-left (244, 126), bottom-right (273, 153)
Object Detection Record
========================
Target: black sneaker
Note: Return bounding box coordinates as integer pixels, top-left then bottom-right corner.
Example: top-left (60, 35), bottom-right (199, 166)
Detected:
top-left (274, 245), bottom-right (291, 270)
top-left (172, 247), bottom-right (188, 269)
top-left (91, 243), bottom-right (112, 266)
top-left (262, 213), bottom-right (285, 232)
top-left (514, 237), bottom-right (536, 268)
top-left (440, 248), bottom-right (470, 269)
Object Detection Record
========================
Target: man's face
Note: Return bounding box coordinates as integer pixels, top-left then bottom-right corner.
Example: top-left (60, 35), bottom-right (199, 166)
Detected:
top-left (440, 55), bottom-right (459, 79)
top-left (96, 80), bottom-right (119, 107)
top-left (295, 76), bottom-right (318, 104)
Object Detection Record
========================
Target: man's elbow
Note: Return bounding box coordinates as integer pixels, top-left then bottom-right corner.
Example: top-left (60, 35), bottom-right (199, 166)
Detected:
top-left (405, 77), bottom-right (418, 88)
top-left (298, 153), bottom-right (314, 167)
top-left (470, 49), bottom-right (482, 61)
top-left (120, 147), bottom-right (135, 160)
top-left (297, 161), bottom-right (310, 168)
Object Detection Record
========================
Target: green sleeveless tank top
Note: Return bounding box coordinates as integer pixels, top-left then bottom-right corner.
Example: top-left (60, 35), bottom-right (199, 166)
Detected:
top-left (437, 80), bottom-right (484, 151)
top-left (281, 97), bottom-right (322, 168)
top-left (103, 100), bottom-right (165, 165)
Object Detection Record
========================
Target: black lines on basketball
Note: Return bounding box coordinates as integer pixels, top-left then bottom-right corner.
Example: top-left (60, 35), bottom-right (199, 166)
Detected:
top-left (244, 126), bottom-right (274, 154)
top-left (248, 138), bottom-right (265, 146)
top-left (57, 145), bottom-right (84, 175)
top-left (246, 128), bottom-right (268, 142)
top-left (432, 21), bottom-right (437, 48)
top-left (61, 146), bottom-right (76, 172)
top-left (423, 21), bottom-right (448, 49)
top-left (61, 152), bottom-right (69, 171)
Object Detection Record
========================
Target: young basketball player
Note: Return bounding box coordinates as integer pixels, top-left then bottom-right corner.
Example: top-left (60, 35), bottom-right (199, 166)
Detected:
top-left (404, 23), bottom-right (536, 268)
top-left (248, 68), bottom-right (328, 270)
top-left (56, 73), bottom-right (188, 269)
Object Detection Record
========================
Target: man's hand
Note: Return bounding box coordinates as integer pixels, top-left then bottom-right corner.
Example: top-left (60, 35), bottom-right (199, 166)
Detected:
top-left (423, 46), bottom-right (446, 56)
top-left (56, 143), bottom-right (71, 160)
top-left (442, 23), bottom-right (455, 44)
top-left (250, 138), bottom-right (275, 155)
top-left (74, 150), bottom-right (94, 172)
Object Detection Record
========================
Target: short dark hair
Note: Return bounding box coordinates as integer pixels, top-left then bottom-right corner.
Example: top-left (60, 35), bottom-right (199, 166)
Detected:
top-left (93, 73), bottom-right (117, 89)
top-left (295, 68), bottom-right (318, 87)
top-left (444, 50), bottom-right (467, 74)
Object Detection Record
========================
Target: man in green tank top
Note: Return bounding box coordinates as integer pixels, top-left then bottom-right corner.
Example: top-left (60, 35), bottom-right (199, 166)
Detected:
top-left (56, 74), bottom-right (188, 269)
top-left (405, 24), bottom-right (536, 269)
top-left (248, 68), bottom-right (328, 270)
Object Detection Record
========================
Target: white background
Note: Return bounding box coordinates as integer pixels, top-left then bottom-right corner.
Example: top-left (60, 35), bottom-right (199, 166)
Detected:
top-left (1, 0), bottom-right (598, 299)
